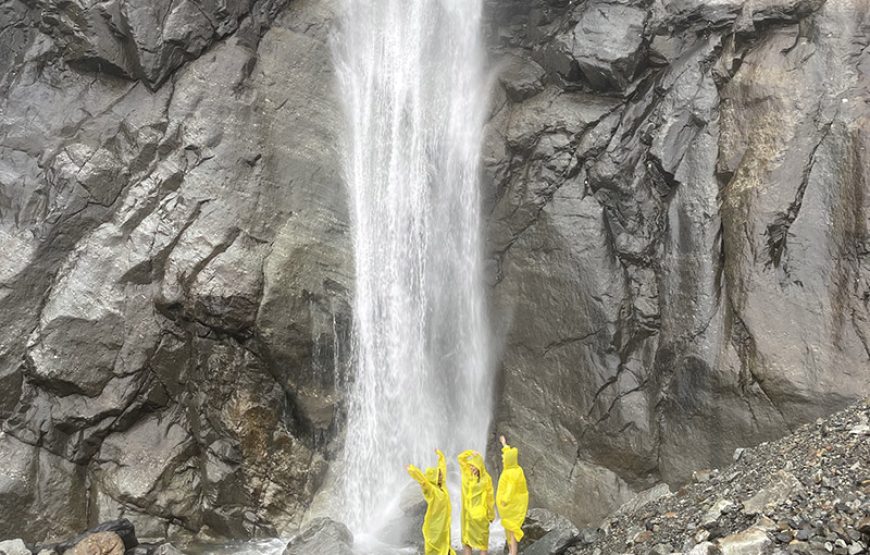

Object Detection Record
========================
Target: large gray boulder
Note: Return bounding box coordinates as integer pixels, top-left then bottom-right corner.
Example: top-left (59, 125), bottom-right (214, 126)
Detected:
top-left (569, 0), bottom-right (648, 90)
top-left (283, 518), bottom-right (354, 555)
top-left (0, 540), bottom-right (31, 555)
top-left (520, 508), bottom-right (581, 555)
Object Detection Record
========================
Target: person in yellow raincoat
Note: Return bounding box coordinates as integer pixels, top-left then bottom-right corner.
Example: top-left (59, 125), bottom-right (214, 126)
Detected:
top-left (496, 436), bottom-right (528, 555)
top-left (407, 449), bottom-right (456, 555)
top-left (457, 450), bottom-right (495, 554)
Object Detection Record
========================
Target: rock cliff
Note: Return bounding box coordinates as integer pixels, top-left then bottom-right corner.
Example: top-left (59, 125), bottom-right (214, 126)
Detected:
top-left (485, 0), bottom-right (870, 525)
top-left (1, 0), bottom-right (350, 542)
top-left (0, 0), bottom-right (868, 543)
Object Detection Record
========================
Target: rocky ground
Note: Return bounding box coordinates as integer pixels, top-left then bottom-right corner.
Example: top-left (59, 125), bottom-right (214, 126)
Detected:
top-left (519, 398), bottom-right (870, 555)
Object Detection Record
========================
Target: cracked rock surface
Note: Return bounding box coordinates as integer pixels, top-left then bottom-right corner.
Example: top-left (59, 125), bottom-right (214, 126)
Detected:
top-left (1, 0), bottom-right (869, 543)
top-left (1, 0), bottom-right (350, 543)
top-left (484, 0), bottom-right (870, 526)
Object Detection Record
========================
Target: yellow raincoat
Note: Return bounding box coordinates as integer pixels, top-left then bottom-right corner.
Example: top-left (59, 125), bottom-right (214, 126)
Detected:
top-left (458, 450), bottom-right (495, 550)
top-left (496, 443), bottom-right (528, 542)
top-left (407, 450), bottom-right (456, 555)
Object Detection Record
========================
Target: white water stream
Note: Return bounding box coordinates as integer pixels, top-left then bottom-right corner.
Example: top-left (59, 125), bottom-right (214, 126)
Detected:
top-left (333, 0), bottom-right (493, 541)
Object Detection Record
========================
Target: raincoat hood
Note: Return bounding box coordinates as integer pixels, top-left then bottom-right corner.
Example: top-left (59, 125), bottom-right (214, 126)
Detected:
top-left (502, 445), bottom-right (519, 469)
top-left (468, 452), bottom-right (486, 475)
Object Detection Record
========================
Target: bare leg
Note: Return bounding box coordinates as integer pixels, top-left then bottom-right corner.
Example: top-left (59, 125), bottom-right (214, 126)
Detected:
top-left (462, 546), bottom-right (472, 555)
top-left (508, 531), bottom-right (518, 555)
top-left (481, 551), bottom-right (488, 555)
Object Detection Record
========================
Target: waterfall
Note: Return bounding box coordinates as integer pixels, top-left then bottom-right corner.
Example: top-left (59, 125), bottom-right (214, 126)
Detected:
top-left (333, 0), bottom-right (492, 535)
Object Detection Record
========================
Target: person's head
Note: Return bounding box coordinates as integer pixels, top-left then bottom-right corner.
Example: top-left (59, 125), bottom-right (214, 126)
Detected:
top-left (471, 465), bottom-right (480, 480)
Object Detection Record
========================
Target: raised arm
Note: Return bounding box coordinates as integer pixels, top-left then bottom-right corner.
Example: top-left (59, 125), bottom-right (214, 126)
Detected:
top-left (435, 449), bottom-right (447, 480)
top-left (407, 464), bottom-right (432, 495)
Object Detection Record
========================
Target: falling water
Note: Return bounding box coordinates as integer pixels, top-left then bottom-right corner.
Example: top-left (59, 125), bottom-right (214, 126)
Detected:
top-left (334, 0), bottom-right (492, 535)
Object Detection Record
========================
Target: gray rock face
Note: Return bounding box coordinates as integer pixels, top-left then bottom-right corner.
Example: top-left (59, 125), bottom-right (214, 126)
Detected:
top-left (0, 0), bottom-right (349, 543)
top-left (486, 0), bottom-right (870, 527)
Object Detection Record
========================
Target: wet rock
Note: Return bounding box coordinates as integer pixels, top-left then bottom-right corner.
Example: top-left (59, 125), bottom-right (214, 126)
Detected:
top-left (523, 529), bottom-right (580, 555)
top-left (489, 0), bottom-right (870, 529)
top-left (0, 434), bottom-right (88, 543)
top-left (499, 55), bottom-right (547, 102)
top-left (0, 0), bottom-right (348, 542)
top-left (524, 508), bottom-right (581, 543)
top-left (521, 508), bottom-right (581, 554)
top-left (0, 540), bottom-right (31, 555)
top-left (27, 0), bottom-right (261, 88)
top-left (569, 0), bottom-right (648, 90)
top-left (283, 518), bottom-right (354, 555)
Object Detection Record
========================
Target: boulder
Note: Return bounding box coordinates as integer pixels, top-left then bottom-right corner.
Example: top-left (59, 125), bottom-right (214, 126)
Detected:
top-left (701, 499), bottom-right (737, 528)
top-left (521, 509), bottom-right (581, 554)
top-left (283, 518), bottom-right (354, 555)
top-left (62, 533), bottom-right (124, 555)
top-left (570, 0), bottom-right (648, 90)
top-left (717, 528), bottom-right (772, 555)
top-left (499, 56), bottom-right (547, 102)
top-left (523, 509), bottom-right (581, 543)
top-left (0, 540), bottom-right (31, 555)
top-left (618, 485), bottom-right (673, 517)
top-left (742, 471), bottom-right (804, 515)
top-left (522, 529), bottom-right (579, 555)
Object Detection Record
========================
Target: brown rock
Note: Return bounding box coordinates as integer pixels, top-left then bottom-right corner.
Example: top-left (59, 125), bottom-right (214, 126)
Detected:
top-left (63, 532), bottom-right (124, 555)
top-left (633, 530), bottom-right (654, 544)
